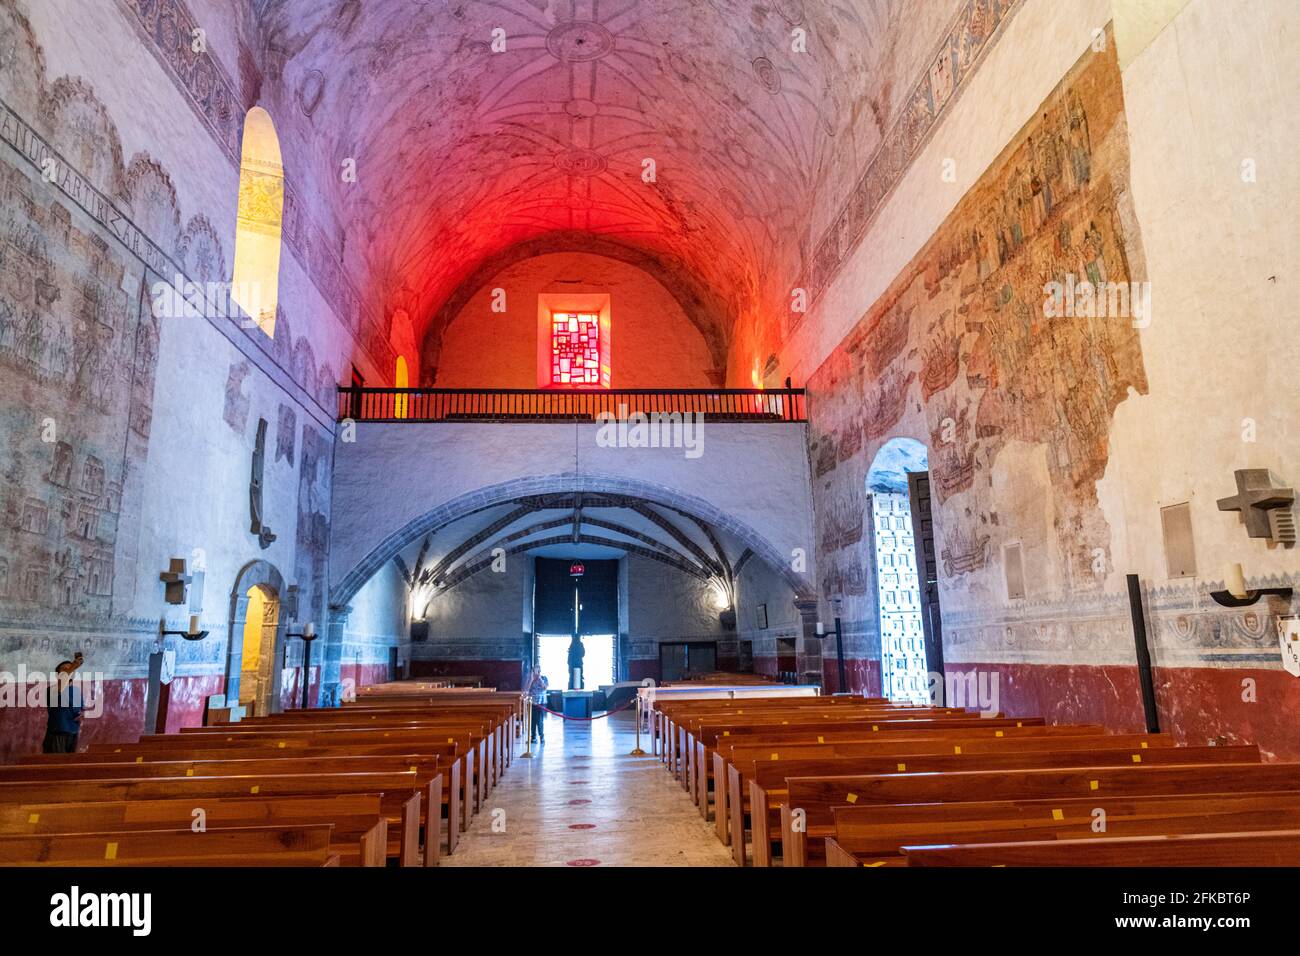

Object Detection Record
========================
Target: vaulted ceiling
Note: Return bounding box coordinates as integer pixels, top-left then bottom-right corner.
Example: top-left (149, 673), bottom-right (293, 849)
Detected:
top-left (394, 492), bottom-right (774, 617)
top-left (249, 0), bottom-right (962, 381)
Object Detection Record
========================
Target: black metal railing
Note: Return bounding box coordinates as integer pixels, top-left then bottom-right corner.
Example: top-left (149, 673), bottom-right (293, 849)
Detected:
top-left (336, 387), bottom-right (807, 423)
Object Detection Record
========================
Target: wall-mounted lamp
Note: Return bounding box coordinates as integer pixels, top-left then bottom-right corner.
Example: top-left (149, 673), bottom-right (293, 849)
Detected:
top-left (160, 614), bottom-right (208, 642)
top-left (1210, 562), bottom-right (1293, 608)
top-left (286, 622), bottom-right (319, 710)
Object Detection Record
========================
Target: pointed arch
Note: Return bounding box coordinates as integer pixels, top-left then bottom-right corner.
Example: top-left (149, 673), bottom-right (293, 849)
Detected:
top-left (232, 107), bottom-right (284, 337)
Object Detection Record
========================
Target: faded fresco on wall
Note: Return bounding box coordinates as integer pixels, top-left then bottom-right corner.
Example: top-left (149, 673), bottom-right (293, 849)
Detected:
top-left (0, 0), bottom-right (384, 756)
top-left (0, 100), bottom-right (150, 631)
top-left (809, 35), bottom-right (1148, 657)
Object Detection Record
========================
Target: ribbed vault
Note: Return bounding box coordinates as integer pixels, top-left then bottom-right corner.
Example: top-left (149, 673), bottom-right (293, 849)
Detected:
top-left (250, 0), bottom-right (957, 380)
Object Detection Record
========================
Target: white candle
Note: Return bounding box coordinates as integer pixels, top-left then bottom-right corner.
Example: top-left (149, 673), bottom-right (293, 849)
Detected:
top-left (304, 621), bottom-right (316, 638)
top-left (1224, 563), bottom-right (1248, 599)
top-left (188, 614), bottom-right (200, 635)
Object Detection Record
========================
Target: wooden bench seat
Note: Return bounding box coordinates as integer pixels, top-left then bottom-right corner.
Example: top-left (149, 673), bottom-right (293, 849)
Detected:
top-left (707, 730), bottom-right (1168, 836)
top-left (825, 790), bottom-right (1300, 866)
top-left (0, 824), bottom-right (339, 867)
top-left (0, 771), bottom-right (428, 866)
top-left (901, 829), bottom-right (1300, 866)
top-left (0, 754), bottom-right (452, 860)
top-left (0, 794), bottom-right (389, 866)
top-left (752, 745), bottom-right (1262, 866)
top-left (772, 759), bottom-right (1300, 868)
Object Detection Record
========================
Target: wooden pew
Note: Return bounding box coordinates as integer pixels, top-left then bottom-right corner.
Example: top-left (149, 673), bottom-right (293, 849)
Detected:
top-left (158, 723), bottom-right (483, 827)
top-left (0, 794), bottom-right (389, 866)
top-left (759, 745), bottom-right (1262, 866)
top-left (702, 717), bottom-right (1076, 853)
top-left (778, 760), bottom-right (1300, 867)
top-left (0, 754), bottom-right (448, 864)
top-left (902, 830), bottom-right (1300, 866)
top-left (0, 824), bottom-right (339, 866)
top-left (0, 771), bottom-right (427, 866)
top-left (825, 790), bottom-right (1300, 866)
top-left (710, 730), bottom-right (1166, 839)
top-left (26, 744), bottom-right (464, 855)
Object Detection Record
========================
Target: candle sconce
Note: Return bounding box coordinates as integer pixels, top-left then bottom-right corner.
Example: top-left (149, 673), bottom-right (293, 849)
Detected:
top-left (159, 615), bottom-right (209, 642)
top-left (286, 622), bottom-right (319, 710)
top-left (1210, 586), bottom-right (1294, 608)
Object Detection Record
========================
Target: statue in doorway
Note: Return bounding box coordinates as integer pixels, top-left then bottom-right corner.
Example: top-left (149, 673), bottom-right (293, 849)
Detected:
top-left (567, 634), bottom-right (585, 690)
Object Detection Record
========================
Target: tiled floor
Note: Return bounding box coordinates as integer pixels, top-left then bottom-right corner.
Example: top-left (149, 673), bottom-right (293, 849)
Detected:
top-left (441, 710), bottom-right (735, 867)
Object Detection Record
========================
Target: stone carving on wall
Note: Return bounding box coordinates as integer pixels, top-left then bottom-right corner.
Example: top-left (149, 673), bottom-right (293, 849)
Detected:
top-left (249, 417), bottom-right (276, 549)
top-left (809, 32), bottom-right (1148, 657)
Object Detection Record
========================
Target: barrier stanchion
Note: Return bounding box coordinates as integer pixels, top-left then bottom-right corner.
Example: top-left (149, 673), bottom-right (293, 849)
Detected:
top-left (521, 697), bottom-right (534, 759)
top-left (628, 693), bottom-right (647, 756)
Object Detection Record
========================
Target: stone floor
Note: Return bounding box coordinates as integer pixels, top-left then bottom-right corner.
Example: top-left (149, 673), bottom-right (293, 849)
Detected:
top-left (440, 710), bottom-right (735, 867)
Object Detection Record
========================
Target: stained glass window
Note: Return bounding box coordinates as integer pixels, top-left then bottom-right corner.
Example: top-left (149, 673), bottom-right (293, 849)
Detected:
top-left (550, 311), bottom-right (602, 386)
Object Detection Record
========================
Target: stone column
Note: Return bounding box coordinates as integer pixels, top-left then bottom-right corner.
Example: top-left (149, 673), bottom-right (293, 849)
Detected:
top-left (793, 597), bottom-right (824, 686)
top-left (321, 603), bottom-right (352, 707)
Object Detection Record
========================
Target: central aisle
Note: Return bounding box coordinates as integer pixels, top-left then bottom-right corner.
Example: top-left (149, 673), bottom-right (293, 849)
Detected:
top-left (441, 709), bottom-right (735, 866)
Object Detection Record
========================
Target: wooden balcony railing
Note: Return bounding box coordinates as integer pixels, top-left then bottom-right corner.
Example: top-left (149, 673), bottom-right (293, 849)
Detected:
top-left (335, 387), bottom-right (807, 423)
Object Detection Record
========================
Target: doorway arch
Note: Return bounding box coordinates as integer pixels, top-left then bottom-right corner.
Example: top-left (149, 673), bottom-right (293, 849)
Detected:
top-left (865, 438), bottom-right (937, 700)
top-left (225, 559), bottom-right (288, 716)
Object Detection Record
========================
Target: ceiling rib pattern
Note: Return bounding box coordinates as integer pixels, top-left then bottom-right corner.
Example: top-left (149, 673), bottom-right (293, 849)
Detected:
top-left (253, 0), bottom-right (907, 379)
top-left (394, 493), bottom-right (754, 615)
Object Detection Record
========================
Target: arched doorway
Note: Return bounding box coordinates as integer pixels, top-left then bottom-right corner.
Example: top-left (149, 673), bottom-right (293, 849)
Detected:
top-left (866, 437), bottom-right (942, 701)
top-left (225, 560), bottom-right (288, 718)
top-left (239, 584), bottom-right (280, 717)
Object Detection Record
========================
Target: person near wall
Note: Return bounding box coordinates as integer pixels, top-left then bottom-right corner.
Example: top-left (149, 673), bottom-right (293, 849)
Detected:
top-left (567, 634), bottom-right (585, 690)
top-left (44, 653), bottom-right (85, 754)
top-left (525, 666), bottom-right (548, 743)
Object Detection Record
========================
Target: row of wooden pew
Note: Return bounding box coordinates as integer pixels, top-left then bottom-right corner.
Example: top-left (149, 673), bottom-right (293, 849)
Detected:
top-left (651, 693), bottom-right (1300, 866)
top-left (0, 684), bottom-right (522, 866)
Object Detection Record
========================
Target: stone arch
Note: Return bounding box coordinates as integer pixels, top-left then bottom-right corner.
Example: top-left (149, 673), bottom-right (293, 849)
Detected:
top-left (331, 472), bottom-right (814, 609)
top-left (224, 558), bottom-right (288, 715)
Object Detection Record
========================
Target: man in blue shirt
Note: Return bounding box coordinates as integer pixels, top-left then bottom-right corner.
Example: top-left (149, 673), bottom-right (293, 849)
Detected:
top-left (44, 653), bottom-right (84, 753)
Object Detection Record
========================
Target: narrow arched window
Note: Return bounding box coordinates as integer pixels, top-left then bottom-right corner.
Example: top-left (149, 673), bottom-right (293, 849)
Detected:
top-left (232, 107), bottom-right (284, 337)
top-left (394, 355), bottom-right (409, 419)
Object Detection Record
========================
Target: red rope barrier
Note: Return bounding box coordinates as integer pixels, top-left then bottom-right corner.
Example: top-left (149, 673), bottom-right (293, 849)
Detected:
top-left (532, 695), bottom-right (639, 721)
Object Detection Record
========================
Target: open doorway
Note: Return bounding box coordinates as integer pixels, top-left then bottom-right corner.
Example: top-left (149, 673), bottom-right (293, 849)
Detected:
top-left (532, 557), bottom-right (619, 691)
top-left (239, 584), bottom-right (280, 717)
top-left (866, 438), bottom-right (943, 702)
top-left (536, 633), bottom-right (616, 692)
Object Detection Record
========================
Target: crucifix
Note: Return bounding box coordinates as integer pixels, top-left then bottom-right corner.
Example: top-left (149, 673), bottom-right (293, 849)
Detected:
top-left (158, 558), bottom-right (192, 605)
top-left (1216, 469), bottom-right (1296, 545)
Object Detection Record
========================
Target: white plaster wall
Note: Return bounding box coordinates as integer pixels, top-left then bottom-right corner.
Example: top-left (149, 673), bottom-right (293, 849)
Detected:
top-left (342, 558), bottom-right (408, 668)
top-left (625, 555), bottom-right (725, 641)
top-left (1099, 0), bottom-right (1300, 665)
top-left (329, 422), bottom-right (816, 598)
